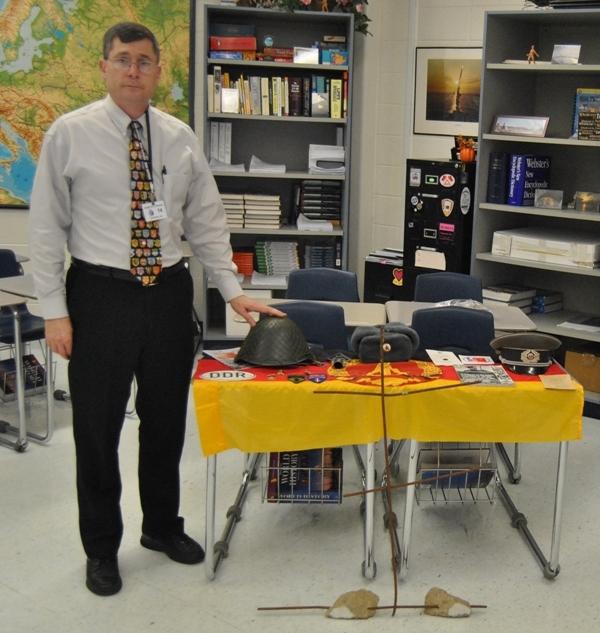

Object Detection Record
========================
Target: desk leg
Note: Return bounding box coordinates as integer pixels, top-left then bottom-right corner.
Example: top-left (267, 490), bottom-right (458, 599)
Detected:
top-left (496, 442), bottom-right (522, 484)
top-left (361, 442), bottom-right (376, 579)
top-left (400, 439), bottom-right (419, 579)
top-left (548, 441), bottom-right (568, 576)
top-left (497, 441), bottom-right (568, 579)
top-left (205, 455), bottom-right (217, 581)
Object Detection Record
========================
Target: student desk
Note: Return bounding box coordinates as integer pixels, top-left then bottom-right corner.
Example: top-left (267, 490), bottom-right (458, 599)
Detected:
top-left (0, 276), bottom-right (54, 451)
top-left (385, 300), bottom-right (536, 332)
top-left (193, 358), bottom-right (583, 581)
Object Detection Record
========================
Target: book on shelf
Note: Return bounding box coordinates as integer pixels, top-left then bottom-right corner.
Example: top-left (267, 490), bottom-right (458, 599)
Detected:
top-left (209, 51), bottom-right (256, 61)
top-left (217, 121), bottom-right (232, 164)
top-left (483, 297), bottom-right (533, 309)
top-left (482, 284), bottom-right (537, 302)
top-left (220, 87), bottom-right (239, 114)
top-left (557, 313), bottom-right (600, 333)
top-left (330, 78), bottom-right (343, 119)
top-left (486, 152), bottom-right (509, 204)
top-left (250, 271), bottom-right (287, 288)
top-left (213, 65), bottom-right (221, 114)
top-left (572, 88), bottom-right (600, 137)
top-left (507, 154), bottom-right (550, 206)
top-left (209, 35), bottom-right (257, 51)
top-left (454, 364), bottom-right (514, 386)
top-left (210, 22), bottom-right (255, 37)
top-left (531, 289), bottom-right (563, 313)
top-left (288, 77), bottom-right (302, 116)
top-left (577, 111), bottom-right (600, 140)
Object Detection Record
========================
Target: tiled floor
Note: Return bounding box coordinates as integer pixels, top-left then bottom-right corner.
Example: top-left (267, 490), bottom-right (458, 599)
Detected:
top-left (1, 352), bottom-right (598, 633)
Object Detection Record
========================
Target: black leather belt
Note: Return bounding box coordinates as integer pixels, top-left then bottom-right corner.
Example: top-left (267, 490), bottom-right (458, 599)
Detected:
top-left (71, 258), bottom-right (186, 284)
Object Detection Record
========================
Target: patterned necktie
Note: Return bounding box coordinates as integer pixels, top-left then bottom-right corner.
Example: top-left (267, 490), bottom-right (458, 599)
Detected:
top-left (129, 120), bottom-right (162, 285)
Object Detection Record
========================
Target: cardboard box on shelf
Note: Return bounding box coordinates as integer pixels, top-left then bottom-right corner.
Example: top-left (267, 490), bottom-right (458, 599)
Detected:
top-left (565, 347), bottom-right (600, 393)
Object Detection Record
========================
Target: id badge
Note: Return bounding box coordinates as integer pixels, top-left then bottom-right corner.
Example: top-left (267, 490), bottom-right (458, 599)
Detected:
top-left (142, 200), bottom-right (167, 222)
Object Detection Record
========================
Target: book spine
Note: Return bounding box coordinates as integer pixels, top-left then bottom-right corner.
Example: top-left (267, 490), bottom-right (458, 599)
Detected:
top-left (289, 77), bottom-right (302, 116)
top-left (302, 76), bottom-right (311, 116)
top-left (342, 71), bottom-right (348, 118)
top-left (210, 121), bottom-right (219, 161)
top-left (521, 155), bottom-right (550, 207)
top-left (330, 78), bottom-right (342, 119)
top-left (507, 154), bottom-right (525, 205)
top-left (486, 152), bottom-right (508, 204)
top-left (213, 65), bottom-right (221, 113)
top-left (260, 76), bottom-right (270, 115)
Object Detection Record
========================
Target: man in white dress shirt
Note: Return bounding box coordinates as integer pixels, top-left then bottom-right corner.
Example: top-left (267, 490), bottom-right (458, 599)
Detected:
top-left (29, 22), bottom-right (282, 596)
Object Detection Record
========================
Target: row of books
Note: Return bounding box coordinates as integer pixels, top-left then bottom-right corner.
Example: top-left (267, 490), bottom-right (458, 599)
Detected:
top-left (486, 153), bottom-right (551, 206)
top-left (266, 448), bottom-right (343, 503)
top-left (221, 193), bottom-right (281, 229)
top-left (208, 24), bottom-right (348, 66)
top-left (255, 241), bottom-right (300, 276)
top-left (482, 284), bottom-right (563, 314)
top-left (303, 241), bottom-right (342, 269)
top-left (208, 67), bottom-right (347, 118)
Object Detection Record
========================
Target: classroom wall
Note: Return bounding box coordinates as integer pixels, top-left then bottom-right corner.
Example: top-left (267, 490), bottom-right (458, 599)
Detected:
top-left (0, 0), bottom-right (532, 304)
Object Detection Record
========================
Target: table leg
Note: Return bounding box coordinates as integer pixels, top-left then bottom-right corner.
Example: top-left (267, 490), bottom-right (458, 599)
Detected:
top-left (548, 441), bottom-right (568, 576)
top-left (362, 442), bottom-right (376, 579)
top-left (400, 439), bottom-right (419, 578)
top-left (497, 441), bottom-right (568, 579)
top-left (205, 454), bottom-right (217, 580)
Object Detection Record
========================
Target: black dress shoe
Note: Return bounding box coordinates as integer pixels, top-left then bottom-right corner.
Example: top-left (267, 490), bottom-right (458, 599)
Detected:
top-left (140, 532), bottom-right (205, 564)
top-left (86, 558), bottom-right (122, 596)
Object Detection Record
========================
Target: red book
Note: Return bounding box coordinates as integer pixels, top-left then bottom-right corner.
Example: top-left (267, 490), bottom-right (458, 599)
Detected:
top-left (209, 36), bottom-right (257, 51)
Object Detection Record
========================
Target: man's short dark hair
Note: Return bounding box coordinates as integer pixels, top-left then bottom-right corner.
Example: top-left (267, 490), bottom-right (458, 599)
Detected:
top-left (103, 22), bottom-right (160, 61)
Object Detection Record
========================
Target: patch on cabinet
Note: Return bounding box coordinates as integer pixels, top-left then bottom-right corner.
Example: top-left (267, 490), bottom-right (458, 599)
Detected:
top-left (439, 173), bottom-right (456, 188)
top-left (460, 187), bottom-right (471, 214)
top-left (441, 198), bottom-right (454, 217)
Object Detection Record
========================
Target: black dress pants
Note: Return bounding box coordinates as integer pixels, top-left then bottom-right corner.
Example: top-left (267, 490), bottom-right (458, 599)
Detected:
top-left (66, 263), bottom-right (196, 559)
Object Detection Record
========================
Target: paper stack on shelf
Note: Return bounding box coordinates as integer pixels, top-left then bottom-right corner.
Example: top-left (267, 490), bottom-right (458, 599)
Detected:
top-left (220, 193), bottom-right (245, 228)
top-left (248, 154), bottom-right (286, 173)
top-left (243, 193), bottom-right (281, 229)
top-left (250, 271), bottom-right (287, 288)
top-left (308, 144), bottom-right (345, 175)
top-left (296, 213), bottom-right (333, 232)
top-left (255, 241), bottom-right (299, 276)
top-left (209, 157), bottom-right (245, 172)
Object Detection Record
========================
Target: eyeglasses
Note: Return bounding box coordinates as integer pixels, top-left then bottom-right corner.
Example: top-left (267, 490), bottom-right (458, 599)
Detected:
top-left (109, 57), bottom-right (157, 74)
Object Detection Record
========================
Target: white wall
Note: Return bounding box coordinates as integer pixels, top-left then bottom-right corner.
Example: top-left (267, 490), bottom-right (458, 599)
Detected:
top-left (0, 0), bottom-right (529, 301)
top-left (350, 0), bottom-right (525, 293)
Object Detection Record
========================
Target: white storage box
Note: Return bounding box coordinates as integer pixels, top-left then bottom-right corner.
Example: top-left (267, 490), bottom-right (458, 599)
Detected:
top-left (225, 289), bottom-right (272, 336)
top-left (492, 227), bottom-right (600, 268)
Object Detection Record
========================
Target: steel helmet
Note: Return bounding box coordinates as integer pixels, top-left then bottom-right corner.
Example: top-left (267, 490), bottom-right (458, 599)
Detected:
top-left (235, 316), bottom-right (313, 367)
top-left (490, 333), bottom-right (561, 375)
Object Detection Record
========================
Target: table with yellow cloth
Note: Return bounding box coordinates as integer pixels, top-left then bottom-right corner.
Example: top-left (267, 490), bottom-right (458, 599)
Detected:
top-left (193, 359), bottom-right (583, 580)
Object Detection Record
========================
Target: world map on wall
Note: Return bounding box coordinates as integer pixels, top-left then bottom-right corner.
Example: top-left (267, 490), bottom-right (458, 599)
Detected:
top-left (0, 0), bottom-right (191, 207)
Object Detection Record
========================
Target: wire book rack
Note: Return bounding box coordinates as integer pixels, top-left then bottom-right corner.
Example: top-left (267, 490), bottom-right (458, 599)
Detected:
top-left (415, 442), bottom-right (498, 504)
top-left (0, 351), bottom-right (52, 403)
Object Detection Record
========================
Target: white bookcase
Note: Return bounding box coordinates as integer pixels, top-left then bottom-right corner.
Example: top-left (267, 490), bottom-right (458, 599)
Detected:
top-left (199, 4), bottom-right (354, 340)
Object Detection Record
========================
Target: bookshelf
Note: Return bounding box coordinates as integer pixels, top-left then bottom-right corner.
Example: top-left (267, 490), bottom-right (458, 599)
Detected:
top-left (472, 8), bottom-right (600, 403)
top-left (199, 4), bottom-right (354, 341)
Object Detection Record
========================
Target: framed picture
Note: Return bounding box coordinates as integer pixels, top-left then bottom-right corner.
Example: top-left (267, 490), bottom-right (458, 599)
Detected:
top-left (491, 115), bottom-right (549, 137)
top-left (413, 47), bottom-right (482, 137)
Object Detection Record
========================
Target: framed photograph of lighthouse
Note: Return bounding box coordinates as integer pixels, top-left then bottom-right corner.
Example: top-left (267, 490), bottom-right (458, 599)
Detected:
top-left (414, 47), bottom-right (482, 137)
